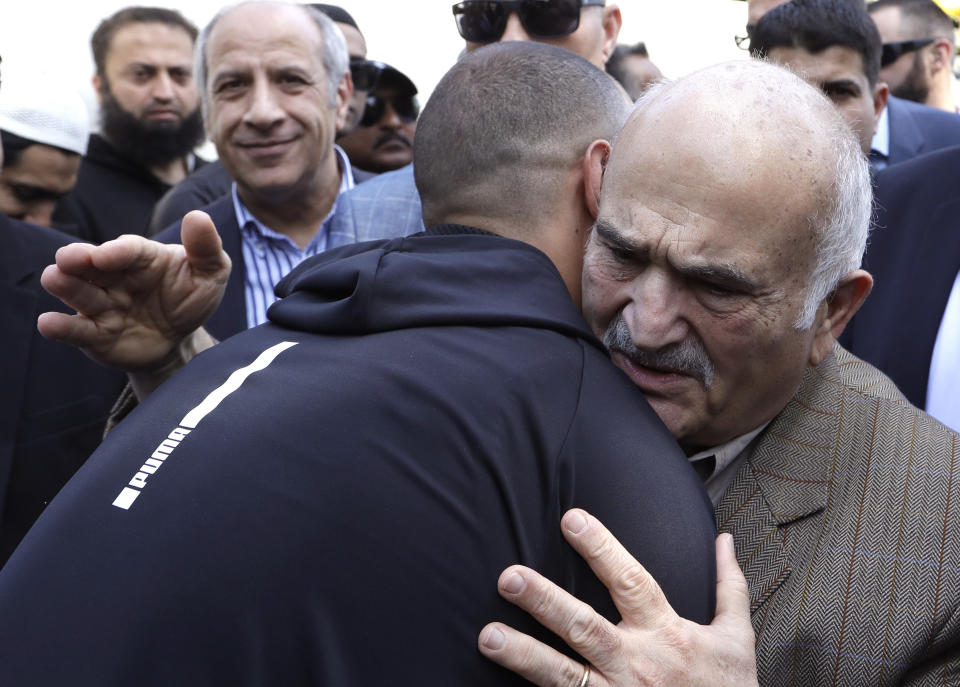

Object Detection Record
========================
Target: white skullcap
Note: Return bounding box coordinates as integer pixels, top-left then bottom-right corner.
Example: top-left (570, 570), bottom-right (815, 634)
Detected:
top-left (0, 71), bottom-right (89, 155)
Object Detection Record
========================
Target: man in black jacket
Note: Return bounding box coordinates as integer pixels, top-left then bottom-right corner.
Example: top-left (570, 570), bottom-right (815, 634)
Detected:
top-left (0, 42), bottom-right (717, 686)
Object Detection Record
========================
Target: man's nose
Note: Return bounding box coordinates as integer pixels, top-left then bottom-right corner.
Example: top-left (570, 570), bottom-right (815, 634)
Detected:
top-left (623, 269), bottom-right (690, 350)
top-left (151, 72), bottom-right (175, 102)
top-left (499, 12), bottom-right (533, 42)
top-left (379, 102), bottom-right (402, 129)
top-left (243, 80), bottom-right (284, 129)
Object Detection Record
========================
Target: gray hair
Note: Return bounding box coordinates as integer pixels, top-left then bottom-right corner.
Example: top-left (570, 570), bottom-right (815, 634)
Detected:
top-left (797, 120), bottom-right (872, 329)
top-left (194, 1), bottom-right (349, 122)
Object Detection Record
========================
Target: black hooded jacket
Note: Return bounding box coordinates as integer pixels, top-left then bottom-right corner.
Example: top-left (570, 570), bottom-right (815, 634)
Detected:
top-left (0, 227), bottom-right (716, 685)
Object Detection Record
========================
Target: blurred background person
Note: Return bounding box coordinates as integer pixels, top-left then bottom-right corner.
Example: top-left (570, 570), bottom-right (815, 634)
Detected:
top-left (870, 0), bottom-right (959, 112)
top-left (0, 72), bottom-right (89, 227)
top-left (336, 61), bottom-right (418, 174)
top-left (606, 41), bottom-right (663, 98)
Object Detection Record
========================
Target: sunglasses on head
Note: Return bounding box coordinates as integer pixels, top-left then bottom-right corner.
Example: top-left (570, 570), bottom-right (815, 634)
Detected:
top-left (359, 94), bottom-right (420, 127)
top-left (452, 0), bottom-right (605, 44)
top-left (880, 39), bottom-right (935, 67)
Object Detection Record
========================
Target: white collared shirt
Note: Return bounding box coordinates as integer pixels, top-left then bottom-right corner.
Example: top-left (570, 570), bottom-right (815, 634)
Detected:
top-left (687, 422), bottom-right (770, 505)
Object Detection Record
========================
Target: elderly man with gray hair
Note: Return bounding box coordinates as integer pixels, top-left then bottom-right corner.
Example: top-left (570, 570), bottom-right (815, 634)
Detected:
top-left (147, 1), bottom-right (403, 343)
top-left (480, 59), bottom-right (960, 687)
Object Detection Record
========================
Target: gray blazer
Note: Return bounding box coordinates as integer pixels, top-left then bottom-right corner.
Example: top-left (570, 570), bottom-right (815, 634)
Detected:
top-left (327, 164), bottom-right (425, 243)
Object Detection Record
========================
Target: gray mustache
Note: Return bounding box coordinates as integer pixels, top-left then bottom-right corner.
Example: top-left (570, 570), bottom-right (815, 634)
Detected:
top-left (602, 313), bottom-right (716, 388)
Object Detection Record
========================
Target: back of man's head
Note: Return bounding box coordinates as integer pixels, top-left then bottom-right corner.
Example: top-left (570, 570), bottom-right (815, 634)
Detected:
top-left (414, 41), bottom-right (630, 234)
top-left (750, 0), bottom-right (882, 86)
top-left (92, 6), bottom-right (198, 78)
top-left (869, 0), bottom-right (956, 43)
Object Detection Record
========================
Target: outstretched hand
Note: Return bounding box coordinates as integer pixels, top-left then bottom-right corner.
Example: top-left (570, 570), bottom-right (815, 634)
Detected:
top-left (478, 509), bottom-right (759, 687)
top-left (37, 210), bottom-right (230, 372)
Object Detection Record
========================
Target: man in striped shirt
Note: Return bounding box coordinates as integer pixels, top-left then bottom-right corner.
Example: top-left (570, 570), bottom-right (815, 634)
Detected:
top-left (149, 2), bottom-right (400, 339)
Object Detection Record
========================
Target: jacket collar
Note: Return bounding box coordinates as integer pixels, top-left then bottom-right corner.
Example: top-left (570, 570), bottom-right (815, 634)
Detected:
top-left (714, 350), bottom-right (847, 612)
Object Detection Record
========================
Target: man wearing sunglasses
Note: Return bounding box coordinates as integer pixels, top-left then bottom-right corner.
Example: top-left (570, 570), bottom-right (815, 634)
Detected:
top-left (453, 0), bottom-right (621, 67)
top-left (869, 0), bottom-right (958, 113)
top-left (337, 62), bottom-right (419, 174)
top-left (327, 0), bottom-right (623, 265)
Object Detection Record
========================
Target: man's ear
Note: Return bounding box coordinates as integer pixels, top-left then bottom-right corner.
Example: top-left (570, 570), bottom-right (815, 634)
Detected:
top-left (930, 38), bottom-right (953, 75)
top-left (599, 4), bottom-right (623, 66)
top-left (93, 74), bottom-right (104, 107)
top-left (582, 139), bottom-right (610, 221)
top-left (809, 269), bottom-right (873, 366)
top-left (334, 72), bottom-right (353, 132)
top-left (872, 82), bottom-right (889, 136)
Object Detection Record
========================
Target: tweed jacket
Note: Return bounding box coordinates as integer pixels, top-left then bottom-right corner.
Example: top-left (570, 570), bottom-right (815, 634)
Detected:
top-left (718, 345), bottom-right (960, 686)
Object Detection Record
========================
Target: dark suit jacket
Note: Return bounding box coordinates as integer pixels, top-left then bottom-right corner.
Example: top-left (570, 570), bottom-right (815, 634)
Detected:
top-left (841, 145), bottom-right (960, 408)
top-left (0, 215), bottom-right (125, 565)
top-left (722, 345), bottom-right (960, 685)
top-left (885, 96), bottom-right (960, 166)
top-left (154, 195), bottom-right (248, 341)
top-left (148, 159), bottom-right (376, 235)
top-left (53, 134), bottom-right (207, 244)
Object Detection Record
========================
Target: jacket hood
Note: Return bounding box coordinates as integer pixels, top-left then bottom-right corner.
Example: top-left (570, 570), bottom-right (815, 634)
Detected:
top-left (268, 225), bottom-right (601, 348)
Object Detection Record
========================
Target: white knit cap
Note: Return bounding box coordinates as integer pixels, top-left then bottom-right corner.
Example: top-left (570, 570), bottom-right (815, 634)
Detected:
top-left (0, 71), bottom-right (89, 155)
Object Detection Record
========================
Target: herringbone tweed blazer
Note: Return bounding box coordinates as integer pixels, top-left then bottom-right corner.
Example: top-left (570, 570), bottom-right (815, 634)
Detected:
top-left (717, 345), bottom-right (960, 686)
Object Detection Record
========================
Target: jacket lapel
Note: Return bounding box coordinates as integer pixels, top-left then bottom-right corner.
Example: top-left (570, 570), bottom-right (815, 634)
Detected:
top-left (204, 197), bottom-right (248, 341)
top-left (716, 355), bottom-right (843, 614)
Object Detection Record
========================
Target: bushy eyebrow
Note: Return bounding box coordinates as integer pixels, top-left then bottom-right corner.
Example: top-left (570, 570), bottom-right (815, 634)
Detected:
top-left (593, 218), bottom-right (762, 292)
top-left (594, 218), bottom-right (640, 254)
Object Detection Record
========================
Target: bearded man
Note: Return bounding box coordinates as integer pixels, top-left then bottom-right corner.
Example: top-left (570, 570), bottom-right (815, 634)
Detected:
top-left (53, 6), bottom-right (206, 243)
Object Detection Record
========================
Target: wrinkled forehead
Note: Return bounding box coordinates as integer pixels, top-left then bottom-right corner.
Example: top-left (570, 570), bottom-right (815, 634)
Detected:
top-left (599, 85), bottom-right (834, 261)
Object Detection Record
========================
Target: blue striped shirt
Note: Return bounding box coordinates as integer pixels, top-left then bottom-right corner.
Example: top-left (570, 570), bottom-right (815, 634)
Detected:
top-left (234, 145), bottom-right (355, 328)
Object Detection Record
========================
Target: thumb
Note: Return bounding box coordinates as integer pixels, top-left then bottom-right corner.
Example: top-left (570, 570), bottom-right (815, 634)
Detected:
top-left (181, 210), bottom-right (231, 276)
top-left (712, 533), bottom-right (752, 629)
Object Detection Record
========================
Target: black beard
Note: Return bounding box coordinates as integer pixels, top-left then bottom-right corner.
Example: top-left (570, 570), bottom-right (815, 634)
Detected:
top-left (890, 52), bottom-right (931, 104)
top-left (99, 89), bottom-right (206, 169)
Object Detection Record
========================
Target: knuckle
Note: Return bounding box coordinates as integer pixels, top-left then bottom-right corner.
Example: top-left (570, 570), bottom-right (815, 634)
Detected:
top-left (611, 561), bottom-right (655, 599)
top-left (583, 532), bottom-right (615, 563)
top-left (527, 579), bottom-right (559, 620)
top-left (565, 607), bottom-right (620, 656)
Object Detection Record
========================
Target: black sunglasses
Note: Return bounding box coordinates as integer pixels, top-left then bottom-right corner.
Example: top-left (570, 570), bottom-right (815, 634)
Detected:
top-left (359, 94), bottom-right (420, 127)
top-left (453, 0), bottom-right (605, 44)
top-left (350, 59), bottom-right (388, 92)
top-left (881, 39), bottom-right (935, 67)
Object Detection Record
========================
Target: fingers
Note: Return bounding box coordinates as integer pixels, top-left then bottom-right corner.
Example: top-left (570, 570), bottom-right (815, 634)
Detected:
top-left (496, 565), bottom-right (621, 668)
top-left (560, 509), bottom-right (673, 626)
top-left (478, 623), bottom-right (601, 687)
top-left (40, 265), bottom-right (120, 317)
top-left (712, 533), bottom-right (753, 630)
top-left (36, 311), bottom-right (103, 348)
top-left (181, 211), bottom-right (231, 277)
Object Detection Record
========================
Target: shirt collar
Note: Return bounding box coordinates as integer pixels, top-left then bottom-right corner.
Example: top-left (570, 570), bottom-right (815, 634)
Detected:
top-left (870, 105), bottom-right (890, 158)
top-left (231, 144), bottom-right (353, 240)
top-left (687, 422), bottom-right (770, 480)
